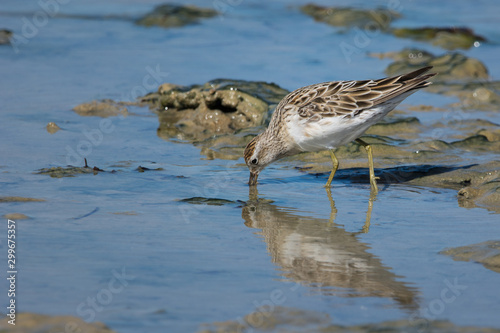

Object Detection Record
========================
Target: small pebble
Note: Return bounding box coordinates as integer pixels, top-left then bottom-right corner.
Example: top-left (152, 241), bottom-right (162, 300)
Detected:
top-left (46, 122), bottom-right (61, 134)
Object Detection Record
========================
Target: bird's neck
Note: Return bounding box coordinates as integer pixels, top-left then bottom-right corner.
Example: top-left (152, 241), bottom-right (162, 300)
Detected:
top-left (261, 127), bottom-right (300, 161)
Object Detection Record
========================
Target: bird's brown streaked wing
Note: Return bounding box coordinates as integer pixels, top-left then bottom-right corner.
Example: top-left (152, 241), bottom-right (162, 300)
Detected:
top-left (285, 66), bottom-right (436, 120)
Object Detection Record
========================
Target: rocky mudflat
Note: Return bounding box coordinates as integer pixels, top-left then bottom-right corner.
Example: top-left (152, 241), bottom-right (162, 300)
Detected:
top-left (441, 240), bottom-right (500, 274)
top-left (199, 306), bottom-right (500, 333)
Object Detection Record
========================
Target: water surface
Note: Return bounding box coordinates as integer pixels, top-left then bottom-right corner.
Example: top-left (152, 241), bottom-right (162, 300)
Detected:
top-left (1, 0), bottom-right (500, 332)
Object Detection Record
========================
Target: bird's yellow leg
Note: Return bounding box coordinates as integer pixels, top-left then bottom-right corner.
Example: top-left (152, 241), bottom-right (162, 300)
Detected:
top-left (325, 150), bottom-right (339, 188)
top-left (355, 138), bottom-right (379, 193)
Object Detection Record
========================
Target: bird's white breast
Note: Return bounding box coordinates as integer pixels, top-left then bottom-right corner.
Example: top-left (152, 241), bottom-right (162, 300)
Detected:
top-left (285, 105), bottom-right (390, 152)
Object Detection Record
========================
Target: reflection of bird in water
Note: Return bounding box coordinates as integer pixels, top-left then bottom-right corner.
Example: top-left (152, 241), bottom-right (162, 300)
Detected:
top-left (242, 187), bottom-right (418, 310)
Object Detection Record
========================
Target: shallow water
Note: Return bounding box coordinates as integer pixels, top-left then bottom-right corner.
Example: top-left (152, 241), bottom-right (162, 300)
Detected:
top-left (1, 0), bottom-right (500, 332)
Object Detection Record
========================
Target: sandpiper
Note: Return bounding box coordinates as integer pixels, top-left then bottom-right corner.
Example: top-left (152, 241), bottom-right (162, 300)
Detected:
top-left (244, 66), bottom-right (436, 192)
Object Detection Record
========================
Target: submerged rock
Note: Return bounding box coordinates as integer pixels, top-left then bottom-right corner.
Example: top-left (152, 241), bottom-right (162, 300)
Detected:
top-left (441, 240), bottom-right (500, 274)
top-left (136, 165), bottom-right (164, 172)
top-left (0, 29), bottom-right (13, 45)
top-left (392, 26), bottom-right (486, 50)
top-left (142, 79), bottom-right (285, 142)
top-left (3, 213), bottom-right (30, 220)
top-left (300, 4), bottom-right (400, 29)
top-left (179, 197), bottom-right (240, 206)
top-left (0, 312), bottom-right (115, 332)
top-left (136, 4), bottom-right (218, 28)
top-left (0, 196), bottom-right (45, 203)
top-left (73, 99), bottom-right (128, 118)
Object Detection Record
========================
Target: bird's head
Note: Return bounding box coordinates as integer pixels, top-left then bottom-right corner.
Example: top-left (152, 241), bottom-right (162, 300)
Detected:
top-left (244, 133), bottom-right (277, 186)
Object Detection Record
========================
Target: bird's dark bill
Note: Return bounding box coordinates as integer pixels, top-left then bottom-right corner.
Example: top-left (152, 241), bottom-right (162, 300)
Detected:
top-left (248, 172), bottom-right (259, 186)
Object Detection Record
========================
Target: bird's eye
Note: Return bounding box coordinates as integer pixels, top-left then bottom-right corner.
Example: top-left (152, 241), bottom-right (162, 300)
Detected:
top-left (251, 158), bottom-right (258, 165)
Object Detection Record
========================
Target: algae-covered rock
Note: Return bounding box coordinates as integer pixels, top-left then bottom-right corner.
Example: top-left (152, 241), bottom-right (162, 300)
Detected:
top-left (369, 48), bottom-right (435, 63)
top-left (141, 80), bottom-right (287, 142)
top-left (156, 89), bottom-right (268, 141)
top-left (441, 241), bottom-right (500, 274)
top-left (444, 82), bottom-right (500, 110)
top-left (477, 127), bottom-right (500, 142)
top-left (200, 79), bottom-right (289, 106)
top-left (0, 29), bottom-right (13, 45)
top-left (450, 135), bottom-right (500, 151)
top-left (0, 312), bottom-right (116, 332)
top-left (0, 196), bottom-right (45, 203)
top-left (384, 49), bottom-right (488, 82)
top-left (300, 4), bottom-right (400, 29)
top-left (392, 26), bottom-right (486, 50)
top-left (136, 165), bottom-right (163, 172)
top-left (378, 49), bottom-right (500, 110)
top-left (73, 99), bottom-right (128, 118)
top-left (144, 79), bottom-right (289, 109)
top-left (36, 165), bottom-right (104, 178)
top-left (136, 4), bottom-right (218, 28)
top-left (3, 213), bottom-right (30, 220)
